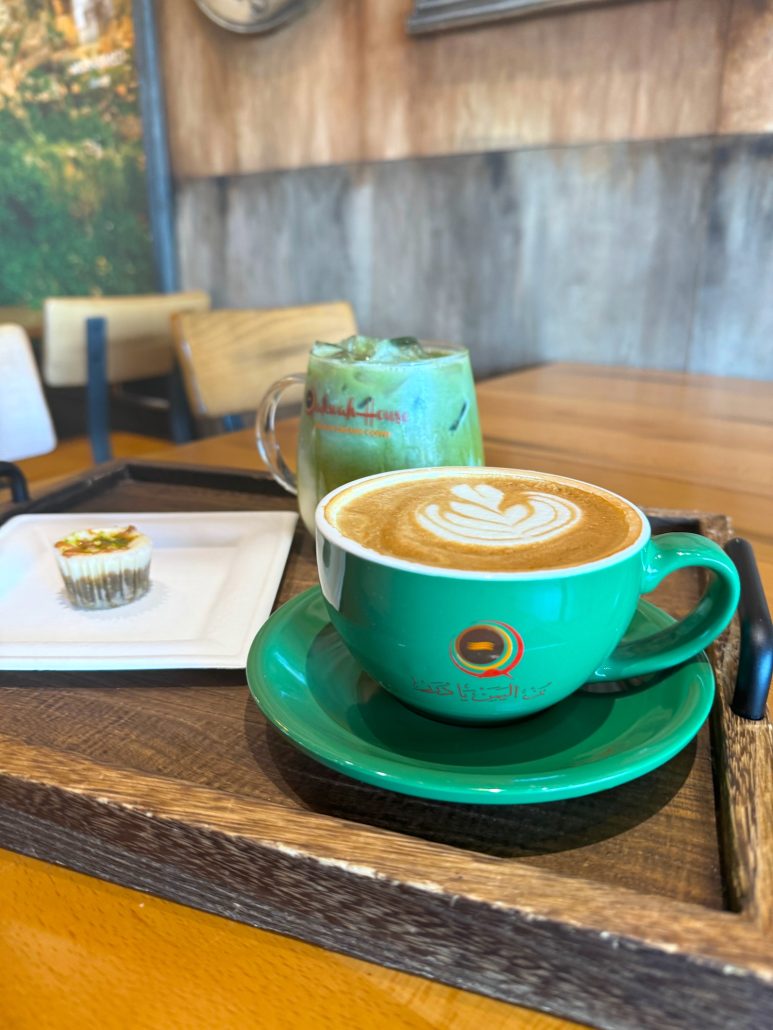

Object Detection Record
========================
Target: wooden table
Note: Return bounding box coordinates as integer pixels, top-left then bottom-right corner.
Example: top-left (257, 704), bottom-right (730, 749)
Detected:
top-left (1, 363), bottom-right (771, 1030)
top-left (167, 362), bottom-right (773, 602)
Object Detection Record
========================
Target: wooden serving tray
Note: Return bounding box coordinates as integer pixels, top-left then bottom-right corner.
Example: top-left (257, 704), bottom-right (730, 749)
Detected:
top-left (0, 461), bottom-right (771, 1030)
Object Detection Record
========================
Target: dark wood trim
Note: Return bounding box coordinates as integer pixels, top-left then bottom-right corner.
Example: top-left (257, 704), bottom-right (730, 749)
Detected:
top-left (0, 734), bottom-right (770, 1030)
top-left (0, 461), bottom-right (285, 525)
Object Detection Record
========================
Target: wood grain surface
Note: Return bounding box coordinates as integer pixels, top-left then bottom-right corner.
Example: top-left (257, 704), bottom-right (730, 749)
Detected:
top-left (158, 0), bottom-right (773, 179)
top-left (478, 365), bottom-right (773, 601)
top-left (712, 627), bottom-right (773, 933)
top-left (158, 0), bottom-right (749, 178)
top-left (11, 432), bottom-right (172, 488)
top-left (158, 363), bottom-right (773, 601)
top-left (1, 363), bottom-right (771, 1030)
top-left (43, 292), bottom-right (210, 387)
top-left (0, 848), bottom-right (574, 1030)
top-left (719, 0), bottom-right (773, 134)
top-left (172, 302), bottom-right (357, 418)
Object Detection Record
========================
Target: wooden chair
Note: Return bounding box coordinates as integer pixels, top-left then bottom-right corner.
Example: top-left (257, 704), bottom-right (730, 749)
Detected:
top-left (171, 302), bottom-right (358, 431)
top-left (43, 291), bottom-right (211, 461)
top-left (0, 323), bottom-right (164, 499)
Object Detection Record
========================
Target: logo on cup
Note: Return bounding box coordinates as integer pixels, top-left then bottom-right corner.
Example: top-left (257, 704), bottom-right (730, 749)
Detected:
top-left (305, 387), bottom-right (316, 414)
top-left (450, 622), bottom-right (524, 679)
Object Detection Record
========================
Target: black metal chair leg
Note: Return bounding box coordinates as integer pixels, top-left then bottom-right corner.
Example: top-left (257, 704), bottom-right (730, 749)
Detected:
top-left (0, 461), bottom-right (30, 503)
top-left (86, 316), bottom-right (112, 463)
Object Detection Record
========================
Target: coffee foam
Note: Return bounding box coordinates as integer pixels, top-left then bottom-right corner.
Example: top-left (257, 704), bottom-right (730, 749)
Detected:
top-left (417, 483), bottom-right (582, 548)
top-left (323, 469), bottom-right (644, 574)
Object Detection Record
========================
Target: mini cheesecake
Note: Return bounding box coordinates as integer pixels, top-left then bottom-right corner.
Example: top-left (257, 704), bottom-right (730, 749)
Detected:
top-left (54, 525), bottom-right (152, 609)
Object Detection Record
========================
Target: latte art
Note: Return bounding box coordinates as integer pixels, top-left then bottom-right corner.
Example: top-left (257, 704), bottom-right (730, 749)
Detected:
top-left (417, 484), bottom-right (581, 548)
top-left (324, 468), bottom-right (644, 573)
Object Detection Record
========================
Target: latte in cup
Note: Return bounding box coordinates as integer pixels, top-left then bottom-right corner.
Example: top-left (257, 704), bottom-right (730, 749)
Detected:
top-left (317, 466), bottom-right (739, 724)
top-left (323, 468), bottom-right (643, 573)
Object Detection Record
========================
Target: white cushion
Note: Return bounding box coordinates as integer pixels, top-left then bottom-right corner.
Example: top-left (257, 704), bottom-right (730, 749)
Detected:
top-left (0, 324), bottom-right (57, 461)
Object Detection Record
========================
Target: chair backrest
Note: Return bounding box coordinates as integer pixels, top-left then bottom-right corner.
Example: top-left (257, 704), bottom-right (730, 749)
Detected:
top-left (172, 302), bottom-right (358, 419)
top-left (42, 291), bottom-right (211, 387)
top-left (0, 324), bottom-right (57, 462)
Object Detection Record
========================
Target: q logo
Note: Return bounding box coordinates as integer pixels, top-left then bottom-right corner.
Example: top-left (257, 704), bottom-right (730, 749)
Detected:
top-left (450, 622), bottom-right (524, 679)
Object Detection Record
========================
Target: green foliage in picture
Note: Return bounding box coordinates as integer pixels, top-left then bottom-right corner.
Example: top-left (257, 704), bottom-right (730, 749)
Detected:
top-left (0, 0), bottom-right (155, 308)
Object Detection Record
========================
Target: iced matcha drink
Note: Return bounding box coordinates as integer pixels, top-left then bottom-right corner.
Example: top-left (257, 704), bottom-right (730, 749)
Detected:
top-left (295, 336), bottom-right (484, 532)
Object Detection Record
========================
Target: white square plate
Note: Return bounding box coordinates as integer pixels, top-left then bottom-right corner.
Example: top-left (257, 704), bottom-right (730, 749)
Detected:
top-left (0, 510), bottom-right (298, 671)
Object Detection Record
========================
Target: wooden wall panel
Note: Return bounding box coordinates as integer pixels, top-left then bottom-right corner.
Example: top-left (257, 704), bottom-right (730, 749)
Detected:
top-left (719, 0), bottom-right (773, 134)
top-left (360, 0), bottom-right (725, 160)
top-left (159, 0), bottom-right (731, 178)
top-left (177, 136), bottom-right (773, 381)
top-left (157, 0), bottom-right (364, 178)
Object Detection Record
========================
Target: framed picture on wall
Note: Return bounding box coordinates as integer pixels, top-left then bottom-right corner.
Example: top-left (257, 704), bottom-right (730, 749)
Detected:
top-left (408, 0), bottom-right (634, 34)
top-left (0, 0), bottom-right (175, 317)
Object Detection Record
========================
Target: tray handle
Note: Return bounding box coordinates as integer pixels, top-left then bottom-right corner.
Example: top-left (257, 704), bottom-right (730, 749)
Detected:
top-left (0, 461), bottom-right (30, 503)
top-left (724, 537), bottom-right (773, 720)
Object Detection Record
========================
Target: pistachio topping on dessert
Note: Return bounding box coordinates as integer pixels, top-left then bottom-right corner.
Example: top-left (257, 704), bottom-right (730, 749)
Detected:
top-left (55, 525), bottom-right (144, 558)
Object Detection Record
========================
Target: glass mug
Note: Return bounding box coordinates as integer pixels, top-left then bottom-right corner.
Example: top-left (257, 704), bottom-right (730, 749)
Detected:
top-left (255, 336), bottom-right (485, 532)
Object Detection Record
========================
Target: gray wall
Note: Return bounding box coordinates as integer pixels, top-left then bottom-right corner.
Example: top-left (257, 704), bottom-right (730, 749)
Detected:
top-left (176, 135), bottom-right (773, 380)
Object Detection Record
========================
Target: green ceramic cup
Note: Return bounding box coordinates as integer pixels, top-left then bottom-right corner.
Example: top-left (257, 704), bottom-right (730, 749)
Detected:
top-left (315, 468), bottom-right (741, 725)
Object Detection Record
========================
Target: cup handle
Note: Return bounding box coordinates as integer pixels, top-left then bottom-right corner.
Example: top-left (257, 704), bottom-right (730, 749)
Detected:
top-left (590, 533), bottom-right (741, 681)
top-left (255, 373), bottom-right (305, 496)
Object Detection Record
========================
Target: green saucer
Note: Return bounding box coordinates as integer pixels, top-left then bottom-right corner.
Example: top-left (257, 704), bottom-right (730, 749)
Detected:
top-left (246, 587), bottom-right (715, 804)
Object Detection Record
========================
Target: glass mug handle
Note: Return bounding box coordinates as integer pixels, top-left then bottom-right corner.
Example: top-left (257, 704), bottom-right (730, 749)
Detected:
top-left (591, 533), bottom-right (740, 681)
top-left (255, 373), bottom-right (305, 496)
